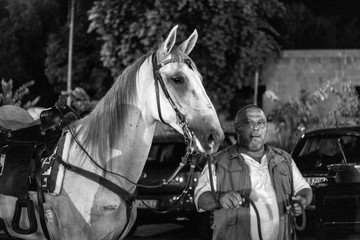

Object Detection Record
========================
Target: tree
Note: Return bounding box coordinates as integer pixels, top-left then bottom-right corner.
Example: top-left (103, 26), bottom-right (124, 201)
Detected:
top-left (0, 0), bottom-right (40, 82)
top-left (0, 0), bottom-right (60, 106)
top-left (44, 0), bottom-right (112, 100)
top-left (88, 0), bottom-right (285, 115)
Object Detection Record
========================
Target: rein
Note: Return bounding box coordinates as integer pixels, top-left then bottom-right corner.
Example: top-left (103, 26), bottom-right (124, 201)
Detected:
top-left (138, 151), bottom-right (199, 214)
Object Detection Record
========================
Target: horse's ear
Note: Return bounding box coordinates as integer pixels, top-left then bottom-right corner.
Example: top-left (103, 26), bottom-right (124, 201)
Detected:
top-left (178, 29), bottom-right (198, 55)
top-left (157, 25), bottom-right (178, 59)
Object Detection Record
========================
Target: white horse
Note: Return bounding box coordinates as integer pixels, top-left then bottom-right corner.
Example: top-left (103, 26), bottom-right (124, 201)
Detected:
top-left (0, 25), bottom-right (224, 240)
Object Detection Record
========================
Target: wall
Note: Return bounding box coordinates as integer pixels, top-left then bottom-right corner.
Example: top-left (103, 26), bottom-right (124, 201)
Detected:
top-left (261, 50), bottom-right (360, 114)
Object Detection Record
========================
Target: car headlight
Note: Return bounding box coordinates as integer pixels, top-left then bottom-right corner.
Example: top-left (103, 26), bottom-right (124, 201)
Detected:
top-left (175, 176), bottom-right (184, 183)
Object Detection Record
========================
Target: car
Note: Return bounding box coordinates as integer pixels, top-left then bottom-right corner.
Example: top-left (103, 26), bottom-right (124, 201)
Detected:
top-left (290, 126), bottom-right (360, 233)
top-left (131, 124), bottom-right (236, 238)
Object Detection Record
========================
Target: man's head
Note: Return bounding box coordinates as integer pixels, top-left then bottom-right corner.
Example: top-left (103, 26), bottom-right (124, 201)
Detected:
top-left (234, 104), bottom-right (267, 152)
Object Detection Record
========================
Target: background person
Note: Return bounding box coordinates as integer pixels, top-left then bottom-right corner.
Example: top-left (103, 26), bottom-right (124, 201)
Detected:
top-left (194, 104), bottom-right (312, 240)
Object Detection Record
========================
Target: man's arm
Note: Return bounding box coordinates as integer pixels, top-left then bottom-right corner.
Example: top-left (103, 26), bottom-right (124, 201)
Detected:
top-left (291, 187), bottom-right (313, 216)
top-left (194, 158), bottom-right (244, 211)
top-left (197, 191), bottom-right (221, 211)
top-left (290, 159), bottom-right (313, 216)
top-left (198, 191), bottom-right (244, 211)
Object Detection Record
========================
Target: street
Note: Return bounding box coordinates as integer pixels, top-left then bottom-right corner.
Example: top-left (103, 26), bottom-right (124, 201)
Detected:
top-left (0, 223), bottom-right (316, 240)
top-left (124, 222), bottom-right (317, 240)
top-left (125, 223), bottom-right (202, 240)
top-left (1, 223), bottom-right (359, 239)
top-left (0, 224), bottom-right (202, 240)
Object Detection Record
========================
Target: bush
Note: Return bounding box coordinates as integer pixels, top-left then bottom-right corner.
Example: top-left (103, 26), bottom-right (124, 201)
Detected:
top-left (267, 80), bottom-right (360, 151)
top-left (0, 79), bottom-right (40, 109)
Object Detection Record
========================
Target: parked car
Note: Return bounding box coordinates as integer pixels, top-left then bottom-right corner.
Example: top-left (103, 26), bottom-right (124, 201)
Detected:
top-left (291, 126), bottom-right (360, 232)
top-left (131, 124), bottom-right (236, 238)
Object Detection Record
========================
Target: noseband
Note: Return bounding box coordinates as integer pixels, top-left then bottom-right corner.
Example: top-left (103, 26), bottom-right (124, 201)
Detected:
top-left (151, 53), bottom-right (195, 149)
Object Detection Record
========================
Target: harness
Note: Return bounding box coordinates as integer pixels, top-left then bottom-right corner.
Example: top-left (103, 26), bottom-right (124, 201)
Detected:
top-left (64, 53), bottom-right (198, 238)
top-left (51, 52), bottom-right (198, 240)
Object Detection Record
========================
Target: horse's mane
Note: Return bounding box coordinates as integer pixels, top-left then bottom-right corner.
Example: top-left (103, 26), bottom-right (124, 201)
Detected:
top-left (73, 48), bottom-right (193, 165)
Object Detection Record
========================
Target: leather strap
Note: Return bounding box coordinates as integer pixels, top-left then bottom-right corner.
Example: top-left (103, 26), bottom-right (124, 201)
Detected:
top-left (53, 154), bottom-right (135, 203)
top-left (207, 155), bottom-right (220, 207)
top-left (151, 53), bottom-right (188, 125)
top-left (154, 71), bottom-right (166, 124)
top-left (0, 124), bottom-right (61, 145)
top-left (35, 146), bottom-right (51, 240)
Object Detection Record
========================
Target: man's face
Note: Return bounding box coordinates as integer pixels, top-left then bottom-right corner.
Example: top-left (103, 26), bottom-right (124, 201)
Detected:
top-left (236, 107), bottom-right (267, 152)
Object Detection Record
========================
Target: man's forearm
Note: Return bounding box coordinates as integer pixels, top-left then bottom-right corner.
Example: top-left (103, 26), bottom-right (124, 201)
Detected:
top-left (198, 191), bottom-right (221, 211)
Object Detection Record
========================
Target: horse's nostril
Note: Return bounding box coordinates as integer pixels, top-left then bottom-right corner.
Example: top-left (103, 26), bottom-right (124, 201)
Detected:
top-left (207, 133), bottom-right (216, 147)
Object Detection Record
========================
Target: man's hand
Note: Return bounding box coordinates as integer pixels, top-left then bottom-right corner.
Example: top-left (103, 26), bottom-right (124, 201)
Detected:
top-left (287, 196), bottom-right (306, 216)
top-left (218, 191), bottom-right (244, 209)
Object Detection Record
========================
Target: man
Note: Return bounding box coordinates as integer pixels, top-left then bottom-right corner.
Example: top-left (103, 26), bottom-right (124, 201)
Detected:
top-left (194, 104), bottom-right (312, 240)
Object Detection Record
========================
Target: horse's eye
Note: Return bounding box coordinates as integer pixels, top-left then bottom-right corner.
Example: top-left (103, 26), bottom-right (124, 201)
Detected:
top-left (171, 76), bottom-right (184, 85)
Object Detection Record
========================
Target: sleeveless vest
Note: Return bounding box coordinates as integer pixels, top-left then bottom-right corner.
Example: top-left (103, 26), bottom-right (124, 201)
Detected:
top-left (211, 144), bottom-right (293, 240)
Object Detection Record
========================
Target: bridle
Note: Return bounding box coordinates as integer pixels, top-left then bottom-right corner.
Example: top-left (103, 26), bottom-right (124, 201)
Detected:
top-left (151, 52), bottom-right (196, 147)
top-left (133, 53), bottom-right (200, 214)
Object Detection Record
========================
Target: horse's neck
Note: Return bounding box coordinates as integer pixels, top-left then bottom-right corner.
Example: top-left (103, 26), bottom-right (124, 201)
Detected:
top-left (65, 57), bottom-right (157, 193)
top-left (67, 112), bottom-right (156, 193)
top-left (106, 116), bottom-right (156, 192)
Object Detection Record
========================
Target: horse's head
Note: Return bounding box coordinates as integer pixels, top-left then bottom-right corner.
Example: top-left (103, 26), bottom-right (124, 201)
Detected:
top-left (144, 26), bottom-right (224, 154)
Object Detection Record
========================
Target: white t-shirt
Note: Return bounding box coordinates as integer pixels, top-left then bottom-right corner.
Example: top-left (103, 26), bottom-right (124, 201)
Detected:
top-left (194, 153), bottom-right (310, 240)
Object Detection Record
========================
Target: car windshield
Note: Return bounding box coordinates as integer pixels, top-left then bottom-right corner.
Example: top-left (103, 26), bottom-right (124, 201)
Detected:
top-left (294, 135), bottom-right (360, 172)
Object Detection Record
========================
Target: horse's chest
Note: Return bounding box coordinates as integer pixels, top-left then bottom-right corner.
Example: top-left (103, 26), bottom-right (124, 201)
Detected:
top-left (63, 172), bottom-right (124, 224)
top-left (90, 189), bottom-right (122, 217)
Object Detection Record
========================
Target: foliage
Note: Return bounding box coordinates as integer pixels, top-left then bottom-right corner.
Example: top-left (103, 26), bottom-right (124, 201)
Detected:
top-left (0, 79), bottom-right (40, 109)
top-left (317, 81), bottom-right (360, 127)
top-left (0, 0), bottom-right (59, 106)
top-left (0, 0), bottom-right (41, 82)
top-left (88, 0), bottom-right (285, 114)
top-left (44, 0), bottom-right (112, 99)
top-left (63, 87), bottom-right (98, 116)
top-left (267, 81), bottom-right (360, 151)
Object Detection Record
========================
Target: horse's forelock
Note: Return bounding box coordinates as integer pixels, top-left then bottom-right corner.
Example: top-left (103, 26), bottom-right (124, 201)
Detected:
top-left (171, 47), bottom-right (199, 72)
